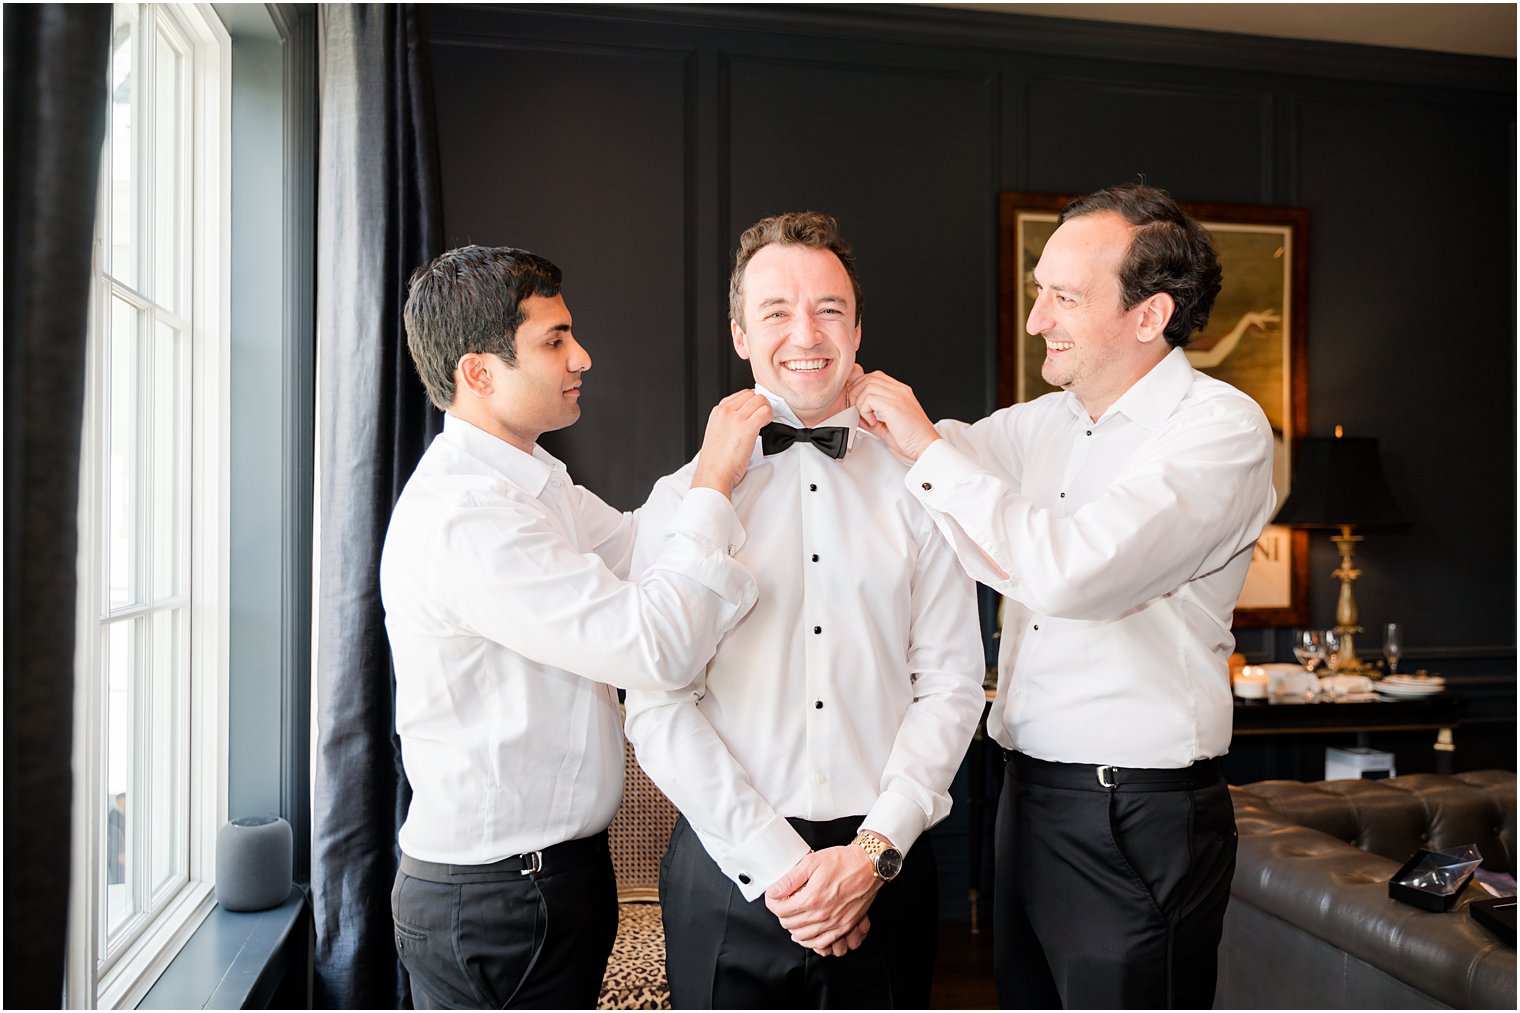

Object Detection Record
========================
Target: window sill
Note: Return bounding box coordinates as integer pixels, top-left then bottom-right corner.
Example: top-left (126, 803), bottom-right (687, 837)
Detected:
top-left (137, 886), bottom-right (310, 1009)
top-left (94, 882), bottom-right (216, 1009)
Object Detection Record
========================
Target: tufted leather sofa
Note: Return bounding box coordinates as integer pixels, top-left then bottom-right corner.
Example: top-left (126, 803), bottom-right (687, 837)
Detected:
top-left (1216, 771), bottom-right (1516, 1009)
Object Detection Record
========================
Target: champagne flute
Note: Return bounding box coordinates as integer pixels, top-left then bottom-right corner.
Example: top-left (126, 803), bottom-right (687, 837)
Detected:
top-left (1292, 629), bottom-right (1325, 673)
top-left (1384, 623), bottom-right (1403, 675)
top-left (1323, 628), bottom-right (1343, 673)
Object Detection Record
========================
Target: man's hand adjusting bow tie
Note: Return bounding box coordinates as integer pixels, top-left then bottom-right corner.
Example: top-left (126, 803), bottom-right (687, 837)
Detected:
top-left (759, 422), bottom-right (849, 460)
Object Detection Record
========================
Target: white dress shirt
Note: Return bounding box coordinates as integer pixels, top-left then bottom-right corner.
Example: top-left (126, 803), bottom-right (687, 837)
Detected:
top-left (380, 414), bottom-right (757, 864)
top-left (906, 347), bottom-right (1276, 769)
top-left (624, 387), bottom-right (985, 901)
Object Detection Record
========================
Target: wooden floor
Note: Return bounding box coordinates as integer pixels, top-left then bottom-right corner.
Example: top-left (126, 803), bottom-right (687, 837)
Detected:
top-left (931, 921), bottom-right (999, 1009)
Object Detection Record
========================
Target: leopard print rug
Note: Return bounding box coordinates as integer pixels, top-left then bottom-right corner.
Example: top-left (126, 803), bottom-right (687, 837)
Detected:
top-left (598, 902), bottom-right (671, 1010)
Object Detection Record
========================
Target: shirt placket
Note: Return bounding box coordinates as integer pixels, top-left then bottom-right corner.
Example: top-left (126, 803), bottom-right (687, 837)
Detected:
top-left (798, 446), bottom-right (835, 819)
top-left (1055, 416), bottom-right (1098, 512)
top-left (539, 467), bottom-right (614, 830)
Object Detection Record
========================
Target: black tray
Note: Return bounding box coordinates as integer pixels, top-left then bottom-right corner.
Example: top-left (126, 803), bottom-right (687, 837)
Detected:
top-left (1468, 897), bottom-right (1517, 944)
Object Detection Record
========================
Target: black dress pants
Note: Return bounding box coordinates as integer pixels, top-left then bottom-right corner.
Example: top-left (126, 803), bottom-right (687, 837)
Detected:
top-left (994, 751), bottom-right (1237, 1010)
top-left (391, 833), bottom-right (619, 1009)
top-left (661, 814), bottom-right (939, 1009)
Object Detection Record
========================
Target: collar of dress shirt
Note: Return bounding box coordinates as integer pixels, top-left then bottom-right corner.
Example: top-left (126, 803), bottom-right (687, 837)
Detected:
top-left (442, 412), bottom-right (565, 497)
top-left (1065, 345), bottom-right (1194, 431)
top-left (752, 384), bottom-right (861, 461)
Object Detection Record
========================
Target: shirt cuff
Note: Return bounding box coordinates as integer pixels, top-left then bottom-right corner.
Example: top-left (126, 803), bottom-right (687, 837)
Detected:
top-left (667, 487), bottom-right (756, 609)
top-left (860, 791), bottom-right (929, 856)
top-left (674, 486), bottom-right (746, 550)
top-left (905, 438), bottom-right (981, 508)
top-left (904, 440), bottom-right (1012, 586)
top-left (711, 814), bottom-right (812, 902)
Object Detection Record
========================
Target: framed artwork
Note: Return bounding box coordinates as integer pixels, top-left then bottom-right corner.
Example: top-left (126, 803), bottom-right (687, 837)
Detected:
top-left (997, 191), bottom-right (1309, 628)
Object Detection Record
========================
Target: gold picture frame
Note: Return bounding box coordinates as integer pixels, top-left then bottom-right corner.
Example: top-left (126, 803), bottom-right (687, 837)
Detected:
top-left (997, 191), bottom-right (1309, 628)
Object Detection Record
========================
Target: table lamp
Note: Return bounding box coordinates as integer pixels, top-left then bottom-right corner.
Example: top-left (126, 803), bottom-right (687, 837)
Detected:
top-left (1272, 427), bottom-right (1407, 672)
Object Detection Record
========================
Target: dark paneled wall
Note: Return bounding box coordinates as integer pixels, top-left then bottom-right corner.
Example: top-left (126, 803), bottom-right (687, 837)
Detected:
top-left (429, 2), bottom-right (1513, 653)
top-left (427, 3), bottom-right (1515, 912)
top-left (429, 34), bottom-right (696, 497)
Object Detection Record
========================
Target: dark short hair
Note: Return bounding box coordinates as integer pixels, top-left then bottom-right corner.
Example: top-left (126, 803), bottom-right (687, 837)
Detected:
top-left (1059, 183), bottom-right (1222, 348)
top-left (402, 245), bottom-right (563, 410)
top-left (729, 211), bottom-right (863, 328)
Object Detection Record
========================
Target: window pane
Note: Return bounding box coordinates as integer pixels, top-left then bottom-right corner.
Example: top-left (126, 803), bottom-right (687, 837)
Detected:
top-left (109, 3), bottom-right (140, 288)
top-left (108, 299), bottom-right (142, 610)
top-left (149, 609), bottom-right (183, 896)
top-left (151, 27), bottom-right (182, 312)
top-left (105, 619), bottom-right (139, 940)
top-left (151, 319), bottom-right (183, 599)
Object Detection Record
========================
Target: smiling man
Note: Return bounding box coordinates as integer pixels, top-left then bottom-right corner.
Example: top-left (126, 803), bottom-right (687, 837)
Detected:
top-left (623, 213), bottom-right (984, 1008)
top-left (848, 183), bottom-right (1277, 1009)
top-left (381, 245), bottom-right (772, 1008)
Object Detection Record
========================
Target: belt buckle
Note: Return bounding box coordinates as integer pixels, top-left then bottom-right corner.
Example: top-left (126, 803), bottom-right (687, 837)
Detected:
top-left (520, 850), bottom-right (542, 876)
top-left (1096, 765), bottom-right (1118, 789)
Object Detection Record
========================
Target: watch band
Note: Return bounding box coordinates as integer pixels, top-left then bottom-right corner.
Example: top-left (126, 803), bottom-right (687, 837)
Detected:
top-left (851, 830), bottom-right (902, 881)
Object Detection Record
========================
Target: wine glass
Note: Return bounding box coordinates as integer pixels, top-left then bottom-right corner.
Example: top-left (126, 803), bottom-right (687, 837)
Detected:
top-left (1384, 623), bottom-right (1403, 675)
top-left (1292, 629), bottom-right (1325, 673)
top-left (1323, 628), bottom-right (1343, 673)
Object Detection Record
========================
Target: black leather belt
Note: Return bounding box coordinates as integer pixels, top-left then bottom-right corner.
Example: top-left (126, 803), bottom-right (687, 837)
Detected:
top-left (1008, 750), bottom-right (1221, 793)
top-left (400, 830), bottom-right (608, 883)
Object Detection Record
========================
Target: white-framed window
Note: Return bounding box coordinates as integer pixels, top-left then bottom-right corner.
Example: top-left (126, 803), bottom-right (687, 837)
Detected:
top-left (70, 4), bottom-right (230, 1008)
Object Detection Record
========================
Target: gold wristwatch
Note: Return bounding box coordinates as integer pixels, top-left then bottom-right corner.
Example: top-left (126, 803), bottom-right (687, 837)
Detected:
top-left (852, 830), bottom-right (903, 882)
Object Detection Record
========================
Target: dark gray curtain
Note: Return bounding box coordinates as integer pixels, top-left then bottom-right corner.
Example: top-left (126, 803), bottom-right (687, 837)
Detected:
top-left (312, 5), bottom-right (443, 1008)
top-left (3, 6), bottom-right (112, 1008)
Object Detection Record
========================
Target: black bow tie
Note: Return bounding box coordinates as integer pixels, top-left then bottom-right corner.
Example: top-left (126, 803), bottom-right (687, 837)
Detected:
top-left (759, 422), bottom-right (849, 460)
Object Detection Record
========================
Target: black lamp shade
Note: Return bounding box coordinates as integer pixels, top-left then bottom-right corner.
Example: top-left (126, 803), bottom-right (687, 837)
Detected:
top-left (1273, 436), bottom-right (1408, 529)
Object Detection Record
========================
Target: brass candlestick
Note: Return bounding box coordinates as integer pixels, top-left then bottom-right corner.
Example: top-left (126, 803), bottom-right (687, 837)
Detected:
top-left (1329, 524), bottom-right (1368, 672)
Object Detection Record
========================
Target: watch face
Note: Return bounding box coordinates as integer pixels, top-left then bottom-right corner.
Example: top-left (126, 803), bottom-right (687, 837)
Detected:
top-left (876, 847), bottom-right (904, 881)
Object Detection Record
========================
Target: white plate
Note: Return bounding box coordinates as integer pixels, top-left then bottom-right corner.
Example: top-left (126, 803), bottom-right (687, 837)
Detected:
top-left (1383, 676), bottom-right (1445, 688)
top-left (1375, 683), bottom-right (1444, 697)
